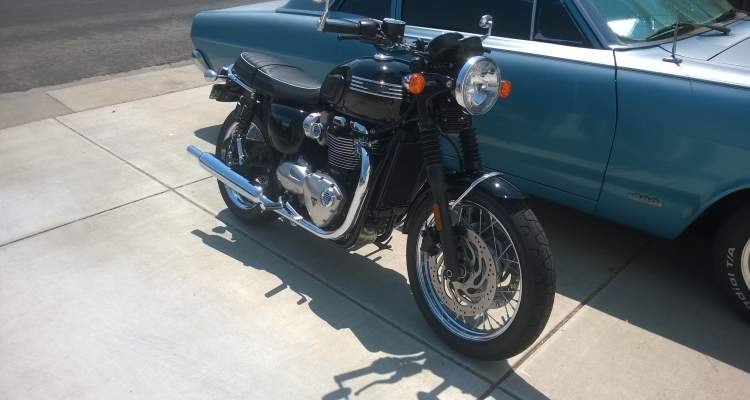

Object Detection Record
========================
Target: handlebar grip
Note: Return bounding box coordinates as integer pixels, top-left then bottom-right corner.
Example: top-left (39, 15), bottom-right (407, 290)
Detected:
top-left (322, 20), bottom-right (361, 35)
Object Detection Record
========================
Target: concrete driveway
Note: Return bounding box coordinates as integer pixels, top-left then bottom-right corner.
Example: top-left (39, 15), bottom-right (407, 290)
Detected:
top-left (1, 65), bottom-right (749, 399)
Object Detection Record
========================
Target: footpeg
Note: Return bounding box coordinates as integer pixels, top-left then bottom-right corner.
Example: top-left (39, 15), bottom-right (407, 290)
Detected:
top-left (284, 202), bottom-right (304, 221)
top-left (260, 197), bottom-right (284, 211)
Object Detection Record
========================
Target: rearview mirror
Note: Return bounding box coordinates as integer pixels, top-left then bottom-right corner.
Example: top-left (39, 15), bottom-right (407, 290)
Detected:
top-left (313, 0), bottom-right (330, 31)
top-left (479, 15), bottom-right (493, 41)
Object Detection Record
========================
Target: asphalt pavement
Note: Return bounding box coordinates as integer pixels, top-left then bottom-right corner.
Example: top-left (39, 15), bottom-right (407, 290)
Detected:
top-left (0, 0), bottom-right (260, 94)
top-left (0, 64), bottom-right (749, 399)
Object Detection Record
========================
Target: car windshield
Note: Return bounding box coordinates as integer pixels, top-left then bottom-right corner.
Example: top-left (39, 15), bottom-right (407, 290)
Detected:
top-left (588, 0), bottom-right (734, 42)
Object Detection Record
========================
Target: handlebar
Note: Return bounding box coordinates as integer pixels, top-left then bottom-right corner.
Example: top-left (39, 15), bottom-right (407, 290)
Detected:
top-left (321, 19), bottom-right (361, 35)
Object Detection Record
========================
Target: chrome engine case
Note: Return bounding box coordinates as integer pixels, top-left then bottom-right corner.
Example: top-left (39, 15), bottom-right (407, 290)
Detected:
top-left (276, 159), bottom-right (347, 228)
top-left (303, 172), bottom-right (346, 227)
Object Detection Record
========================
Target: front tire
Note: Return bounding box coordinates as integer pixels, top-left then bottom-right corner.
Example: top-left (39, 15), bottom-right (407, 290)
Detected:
top-left (714, 204), bottom-right (750, 320)
top-left (215, 111), bottom-right (277, 224)
top-left (406, 189), bottom-right (555, 360)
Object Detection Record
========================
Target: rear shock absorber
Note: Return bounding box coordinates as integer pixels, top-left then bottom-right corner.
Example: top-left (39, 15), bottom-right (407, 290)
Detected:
top-left (458, 127), bottom-right (482, 172)
top-left (234, 92), bottom-right (257, 136)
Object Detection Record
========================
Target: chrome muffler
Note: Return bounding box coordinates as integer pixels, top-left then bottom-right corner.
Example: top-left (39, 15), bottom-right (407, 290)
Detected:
top-left (187, 145), bottom-right (277, 207)
top-left (186, 145), bottom-right (371, 241)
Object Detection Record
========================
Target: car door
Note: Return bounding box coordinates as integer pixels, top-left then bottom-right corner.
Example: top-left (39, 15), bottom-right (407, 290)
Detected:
top-left (400, 0), bottom-right (617, 213)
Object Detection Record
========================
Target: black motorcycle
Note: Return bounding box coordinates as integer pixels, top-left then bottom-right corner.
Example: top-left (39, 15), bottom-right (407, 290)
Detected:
top-left (186, 3), bottom-right (555, 360)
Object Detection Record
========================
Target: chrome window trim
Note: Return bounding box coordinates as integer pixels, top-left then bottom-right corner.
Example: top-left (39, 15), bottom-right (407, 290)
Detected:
top-left (404, 26), bottom-right (616, 67)
top-left (529, 0), bottom-right (539, 41)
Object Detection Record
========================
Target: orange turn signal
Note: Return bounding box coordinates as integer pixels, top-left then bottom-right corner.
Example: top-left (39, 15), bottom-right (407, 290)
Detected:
top-left (499, 80), bottom-right (512, 98)
top-left (408, 73), bottom-right (426, 95)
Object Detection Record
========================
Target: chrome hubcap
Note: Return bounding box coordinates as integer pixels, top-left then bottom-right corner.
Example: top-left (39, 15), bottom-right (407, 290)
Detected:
top-left (417, 201), bottom-right (522, 341)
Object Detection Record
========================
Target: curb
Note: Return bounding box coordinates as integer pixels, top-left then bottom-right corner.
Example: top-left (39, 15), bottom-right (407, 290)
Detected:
top-left (0, 60), bottom-right (209, 131)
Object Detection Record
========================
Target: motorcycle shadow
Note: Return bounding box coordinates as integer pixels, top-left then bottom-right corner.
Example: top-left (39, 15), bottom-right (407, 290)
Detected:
top-left (190, 209), bottom-right (545, 399)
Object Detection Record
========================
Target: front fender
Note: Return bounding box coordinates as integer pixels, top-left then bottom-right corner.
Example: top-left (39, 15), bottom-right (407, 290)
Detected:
top-left (402, 171), bottom-right (526, 234)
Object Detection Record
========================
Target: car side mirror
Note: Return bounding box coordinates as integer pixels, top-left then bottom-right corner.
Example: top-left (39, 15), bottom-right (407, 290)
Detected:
top-left (313, 0), bottom-right (330, 32)
top-left (479, 15), bottom-right (493, 42)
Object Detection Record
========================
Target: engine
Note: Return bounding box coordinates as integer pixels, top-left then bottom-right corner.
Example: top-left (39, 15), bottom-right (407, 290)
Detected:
top-left (276, 112), bottom-right (377, 229)
top-left (272, 56), bottom-right (410, 230)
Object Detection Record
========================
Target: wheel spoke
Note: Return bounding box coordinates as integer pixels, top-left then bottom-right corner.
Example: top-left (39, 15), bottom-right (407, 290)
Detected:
top-left (418, 202), bottom-right (524, 341)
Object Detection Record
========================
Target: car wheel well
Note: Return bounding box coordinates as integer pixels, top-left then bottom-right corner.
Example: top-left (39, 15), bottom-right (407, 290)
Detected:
top-left (690, 188), bottom-right (750, 239)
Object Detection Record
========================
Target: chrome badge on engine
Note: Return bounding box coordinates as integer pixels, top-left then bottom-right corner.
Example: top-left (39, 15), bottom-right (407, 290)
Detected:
top-left (303, 172), bottom-right (346, 227)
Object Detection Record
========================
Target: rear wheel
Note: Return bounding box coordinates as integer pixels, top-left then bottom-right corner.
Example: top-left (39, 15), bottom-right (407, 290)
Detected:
top-left (215, 111), bottom-right (277, 224)
top-left (406, 189), bottom-right (555, 360)
top-left (714, 204), bottom-right (750, 320)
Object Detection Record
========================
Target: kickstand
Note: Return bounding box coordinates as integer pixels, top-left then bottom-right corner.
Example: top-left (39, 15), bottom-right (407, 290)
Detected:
top-left (374, 236), bottom-right (393, 250)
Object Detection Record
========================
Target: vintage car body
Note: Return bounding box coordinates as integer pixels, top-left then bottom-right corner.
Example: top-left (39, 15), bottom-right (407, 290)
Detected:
top-left (191, 0), bottom-right (750, 242)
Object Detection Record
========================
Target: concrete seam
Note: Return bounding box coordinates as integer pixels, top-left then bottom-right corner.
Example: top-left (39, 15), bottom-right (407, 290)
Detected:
top-left (0, 190), bottom-right (168, 249)
top-left (481, 237), bottom-right (655, 397)
top-left (55, 117), bottom-right (176, 190)
top-left (43, 92), bottom-right (75, 114)
top-left (478, 386), bottom-right (523, 400)
top-left (174, 176), bottom-right (213, 190)
top-left (53, 117), bottom-right (494, 384)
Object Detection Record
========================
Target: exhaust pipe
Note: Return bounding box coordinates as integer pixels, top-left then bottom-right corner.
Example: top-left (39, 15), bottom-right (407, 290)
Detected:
top-left (186, 145), bottom-right (371, 240)
top-left (187, 145), bottom-right (277, 207)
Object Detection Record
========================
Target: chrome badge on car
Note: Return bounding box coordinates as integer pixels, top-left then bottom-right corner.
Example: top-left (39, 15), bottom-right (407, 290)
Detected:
top-left (629, 193), bottom-right (664, 208)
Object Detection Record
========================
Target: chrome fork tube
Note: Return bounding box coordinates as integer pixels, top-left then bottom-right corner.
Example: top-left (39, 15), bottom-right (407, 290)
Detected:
top-left (186, 145), bottom-right (371, 240)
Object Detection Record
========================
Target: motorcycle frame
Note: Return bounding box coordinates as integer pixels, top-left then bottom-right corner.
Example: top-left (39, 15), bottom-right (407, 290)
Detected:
top-left (199, 72), bottom-right (527, 256)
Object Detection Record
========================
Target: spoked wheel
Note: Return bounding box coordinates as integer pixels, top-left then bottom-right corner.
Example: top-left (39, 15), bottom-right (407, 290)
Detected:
top-left (215, 111), bottom-right (277, 223)
top-left (406, 189), bottom-right (555, 360)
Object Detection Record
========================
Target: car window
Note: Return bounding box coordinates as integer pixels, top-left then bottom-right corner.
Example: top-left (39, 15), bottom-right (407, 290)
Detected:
top-left (534, 0), bottom-right (592, 47)
top-left (402, 0), bottom-right (534, 40)
top-left (338, 0), bottom-right (391, 19)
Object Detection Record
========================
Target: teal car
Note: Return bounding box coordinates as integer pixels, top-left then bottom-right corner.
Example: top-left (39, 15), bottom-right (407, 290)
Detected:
top-left (190, 0), bottom-right (750, 320)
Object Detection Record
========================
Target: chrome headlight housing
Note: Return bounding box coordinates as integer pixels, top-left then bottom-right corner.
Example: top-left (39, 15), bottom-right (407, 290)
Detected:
top-left (453, 56), bottom-right (500, 116)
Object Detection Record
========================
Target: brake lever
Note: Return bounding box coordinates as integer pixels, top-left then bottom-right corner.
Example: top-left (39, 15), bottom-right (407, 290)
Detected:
top-left (337, 35), bottom-right (360, 41)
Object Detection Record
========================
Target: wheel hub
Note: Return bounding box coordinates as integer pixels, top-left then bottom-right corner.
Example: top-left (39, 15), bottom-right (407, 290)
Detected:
top-left (428, 229), bottom-right (497, 316)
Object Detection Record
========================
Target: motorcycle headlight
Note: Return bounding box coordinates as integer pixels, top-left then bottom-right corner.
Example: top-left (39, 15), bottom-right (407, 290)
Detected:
top-left (453, 56), bottom-right (500, 116)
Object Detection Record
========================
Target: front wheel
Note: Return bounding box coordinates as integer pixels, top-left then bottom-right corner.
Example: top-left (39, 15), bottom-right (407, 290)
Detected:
top-left (406, 189), bottom-right (555, 360)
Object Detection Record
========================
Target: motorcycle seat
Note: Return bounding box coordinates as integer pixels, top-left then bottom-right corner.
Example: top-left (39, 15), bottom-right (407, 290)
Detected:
top-left (232, 51), bottom-right (321, 106)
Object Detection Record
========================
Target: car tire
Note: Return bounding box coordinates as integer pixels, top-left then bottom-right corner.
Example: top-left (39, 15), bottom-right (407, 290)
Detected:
top-left (714, 203), bottom-right (750, 321)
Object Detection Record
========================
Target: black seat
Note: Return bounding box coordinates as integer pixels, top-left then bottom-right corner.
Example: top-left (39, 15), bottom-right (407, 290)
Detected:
top-left (232, 52), bottom-right (321, 106)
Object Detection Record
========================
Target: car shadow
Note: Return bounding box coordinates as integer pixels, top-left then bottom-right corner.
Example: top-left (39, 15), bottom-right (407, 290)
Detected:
top-left (190, 214), bottom-right (547, 399)
top-left (526, 197), bottom-right (750, 374)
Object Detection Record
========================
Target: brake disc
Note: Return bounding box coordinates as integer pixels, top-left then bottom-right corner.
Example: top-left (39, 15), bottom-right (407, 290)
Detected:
top-left (428, 228), bottom-right (497, 317)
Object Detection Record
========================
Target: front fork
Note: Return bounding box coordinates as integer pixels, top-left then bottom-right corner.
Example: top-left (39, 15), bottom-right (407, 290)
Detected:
top-left (418, 110), bottom-right (483, 279)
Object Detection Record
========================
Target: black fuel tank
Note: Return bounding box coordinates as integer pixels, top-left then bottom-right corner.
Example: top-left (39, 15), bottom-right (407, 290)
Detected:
top-left (320, 56), bottom-right (411, 123)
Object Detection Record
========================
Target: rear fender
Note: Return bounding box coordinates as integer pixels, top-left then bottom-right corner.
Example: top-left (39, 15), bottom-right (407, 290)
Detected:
top-left (401, 171), bottom-right (526, 233)
top-left (209, 80), bottom-right (244, 103)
